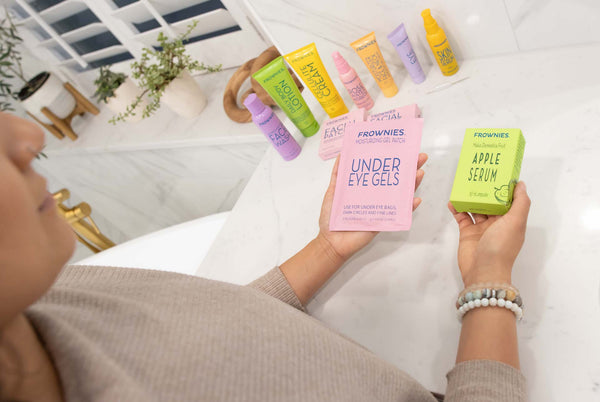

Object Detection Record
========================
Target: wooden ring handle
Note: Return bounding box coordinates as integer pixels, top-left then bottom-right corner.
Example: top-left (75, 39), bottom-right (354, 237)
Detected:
top-left (223, 57), bottom-right (256, 123)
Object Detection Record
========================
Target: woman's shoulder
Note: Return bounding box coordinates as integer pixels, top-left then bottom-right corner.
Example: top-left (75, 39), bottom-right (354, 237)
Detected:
top-left (40, 264), bottom-right (245, 307)
top-left (57, 264), bottom-right (199, 282)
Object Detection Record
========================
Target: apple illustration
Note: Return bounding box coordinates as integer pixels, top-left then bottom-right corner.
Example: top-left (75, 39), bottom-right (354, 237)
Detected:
top-left (494, 181), bottom-right (517, 204)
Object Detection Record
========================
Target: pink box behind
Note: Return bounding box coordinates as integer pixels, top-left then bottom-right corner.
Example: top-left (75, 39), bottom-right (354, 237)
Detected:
top-left (318, 109), bottom-right (367, 160)
top-left (368, 103), bottom-right (421, 121)
top-left (330, 118), bottom-right (424, 231)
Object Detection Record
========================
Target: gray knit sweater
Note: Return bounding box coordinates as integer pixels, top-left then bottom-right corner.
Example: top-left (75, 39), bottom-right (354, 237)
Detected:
top-left (26, 265), bottom-right (527, 401)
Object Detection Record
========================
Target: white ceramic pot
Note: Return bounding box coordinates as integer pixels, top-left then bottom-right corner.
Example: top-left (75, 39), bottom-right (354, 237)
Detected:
top-left (21, 72), bottom-right (76, 124)
top-left (161, 69), bottom-right (207, 118)
top-left (105, 77), bottom-right (148, 123)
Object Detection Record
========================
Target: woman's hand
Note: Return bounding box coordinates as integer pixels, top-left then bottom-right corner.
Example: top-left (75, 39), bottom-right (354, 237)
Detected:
top-left (317, 153), bottom-right (429, 262)
top-left (448, 182), bottom-right (531, 287)
top-left (280, 153), bottom-right (428, 305)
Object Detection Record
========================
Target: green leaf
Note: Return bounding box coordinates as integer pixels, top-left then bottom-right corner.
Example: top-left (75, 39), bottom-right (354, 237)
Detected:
top-left (123, 18), bottom-right (220, 120)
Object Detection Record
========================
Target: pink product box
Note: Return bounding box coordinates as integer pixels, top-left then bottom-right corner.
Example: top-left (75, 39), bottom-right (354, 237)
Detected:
top-left (318, 108), bottom-right (367, 160)
top-left (329, 118), bottom-right (424, 231)
top-left (367, 103), bottom-right (421, 122)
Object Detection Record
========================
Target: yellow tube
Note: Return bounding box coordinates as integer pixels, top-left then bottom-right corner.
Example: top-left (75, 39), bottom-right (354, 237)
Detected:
top-left (284, 43), bottom-right (348, 118)
top-left (350, 32), bottom-right (398, 98)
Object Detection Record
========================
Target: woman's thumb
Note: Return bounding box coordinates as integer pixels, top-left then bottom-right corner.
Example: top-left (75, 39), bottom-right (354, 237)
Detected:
top-left (507, 181), bottom-right (531, 224)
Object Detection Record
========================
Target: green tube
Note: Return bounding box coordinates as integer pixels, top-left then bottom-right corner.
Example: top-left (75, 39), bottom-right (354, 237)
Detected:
top-left (252, 56), bottom-right (319, 137)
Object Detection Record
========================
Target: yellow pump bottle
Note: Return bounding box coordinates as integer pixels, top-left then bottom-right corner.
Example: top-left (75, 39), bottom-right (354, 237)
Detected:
top-left (421, 9), bottom-right (459, 76)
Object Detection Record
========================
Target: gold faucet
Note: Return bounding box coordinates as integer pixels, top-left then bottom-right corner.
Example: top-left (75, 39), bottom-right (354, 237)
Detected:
top-left (52, 189), bottom-right (116, 253)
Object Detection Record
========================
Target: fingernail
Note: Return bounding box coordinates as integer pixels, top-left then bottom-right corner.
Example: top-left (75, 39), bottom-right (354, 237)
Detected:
top-left (520, 181), bottom-right (527, 191)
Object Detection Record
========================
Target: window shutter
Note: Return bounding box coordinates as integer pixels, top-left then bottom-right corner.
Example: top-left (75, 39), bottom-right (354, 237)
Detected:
top-left (7, 0), bottom-right (267, 87)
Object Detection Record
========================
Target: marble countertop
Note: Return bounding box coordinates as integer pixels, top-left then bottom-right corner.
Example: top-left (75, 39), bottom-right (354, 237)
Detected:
top-left (198, 44), bottom-right (600, 400)
top-left (42, 68), bottom-right (265, 155)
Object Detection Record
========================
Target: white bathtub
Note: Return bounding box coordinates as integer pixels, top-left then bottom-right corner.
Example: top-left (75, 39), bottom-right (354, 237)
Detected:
top-left (73, 212), bottom-right (230, 277)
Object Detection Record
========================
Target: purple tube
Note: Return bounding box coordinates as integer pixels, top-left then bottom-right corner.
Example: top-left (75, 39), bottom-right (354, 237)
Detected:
top-left (387, 23), bottom-right (426, 84)
top-left (244, 93), bottom-right (301, 161)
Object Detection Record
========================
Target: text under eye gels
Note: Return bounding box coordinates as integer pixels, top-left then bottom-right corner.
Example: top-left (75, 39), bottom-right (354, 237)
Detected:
top-left (330, 118), bottom-right (423, 231)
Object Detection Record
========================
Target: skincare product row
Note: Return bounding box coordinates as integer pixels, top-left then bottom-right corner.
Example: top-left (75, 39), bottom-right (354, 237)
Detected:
top-left (348, 8), bottom-right (458, 96)
top-left (246, 8), bottom-right (458, 162)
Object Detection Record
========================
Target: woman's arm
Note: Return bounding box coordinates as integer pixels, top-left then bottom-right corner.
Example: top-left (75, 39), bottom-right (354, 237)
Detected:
top-left (445, 182), bottom-right (530, 402)
top-left (457, 306), bottom-right (519, 368)
top-left (279, 234), bottom-right (346, 306)
top-left (449, 182), bottom-right (530, 368)
top-left (279, 154), bottom-right (428, 306)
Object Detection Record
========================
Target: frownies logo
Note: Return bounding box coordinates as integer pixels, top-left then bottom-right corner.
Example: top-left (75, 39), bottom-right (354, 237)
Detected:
top-left (356, 40), bottom-right (375, 51)
top-left (473, 132), bottom-right (509, 138)
top-left (357, 128), bottom-right (405, 138)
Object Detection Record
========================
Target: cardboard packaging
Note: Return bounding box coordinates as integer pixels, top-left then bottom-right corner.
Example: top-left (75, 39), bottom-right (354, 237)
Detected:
top-left (330, 118), bottom-right (424, 231)
top-left (450, 128), bottom-right (526, 215)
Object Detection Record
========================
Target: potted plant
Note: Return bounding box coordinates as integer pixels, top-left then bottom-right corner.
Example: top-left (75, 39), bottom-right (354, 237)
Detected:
top-left (93, 66), bottom-right (147, 123)
top-left (0, 8), bottom-right (75, 122)
top-left (111, 20), bottom-right (221, 123)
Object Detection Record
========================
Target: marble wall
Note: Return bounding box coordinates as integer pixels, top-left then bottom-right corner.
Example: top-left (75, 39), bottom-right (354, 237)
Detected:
top-left (246, 0), bottom-right (600, 66)
top-left (36, 143), bottom-right (268, 261)
top-left (504, 0), bottom-right (600, 50)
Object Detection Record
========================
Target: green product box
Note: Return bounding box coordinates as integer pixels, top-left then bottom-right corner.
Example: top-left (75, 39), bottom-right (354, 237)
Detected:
top-left (450, 128), bottom-right (525, 215)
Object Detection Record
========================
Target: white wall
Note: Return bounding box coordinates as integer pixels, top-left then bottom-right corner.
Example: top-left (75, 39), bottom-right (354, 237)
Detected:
top-left (504, 0), bottom-right (600, 51)
top-left (245, 0), bottom-right (599, 67)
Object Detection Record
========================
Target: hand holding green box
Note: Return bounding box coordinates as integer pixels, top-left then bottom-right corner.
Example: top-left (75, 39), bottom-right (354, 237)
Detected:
top-left (450, 128), bottom-right (525, 215)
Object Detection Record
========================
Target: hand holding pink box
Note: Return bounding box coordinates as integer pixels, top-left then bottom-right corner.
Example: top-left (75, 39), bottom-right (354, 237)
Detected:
top-left (318, 109), bottom-right (367, 160)
top-left (329, 118), bottom-right (424, 231)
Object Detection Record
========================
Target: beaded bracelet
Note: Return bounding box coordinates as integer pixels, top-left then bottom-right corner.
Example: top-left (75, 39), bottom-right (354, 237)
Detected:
top-left (457, 286), bottom-right (522, 309)
top-left (458, 282), bottom-right (518, 299)
top-left (456, 286), bottom-right (523, 322)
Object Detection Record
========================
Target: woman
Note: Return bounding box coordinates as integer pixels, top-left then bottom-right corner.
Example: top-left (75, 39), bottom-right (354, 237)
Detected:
top-left (0, 112), bottom-right (529, 401)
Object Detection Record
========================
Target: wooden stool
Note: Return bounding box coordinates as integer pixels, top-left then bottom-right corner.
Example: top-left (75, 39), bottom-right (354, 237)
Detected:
top-left (27, 83), bottom-right (99, 141)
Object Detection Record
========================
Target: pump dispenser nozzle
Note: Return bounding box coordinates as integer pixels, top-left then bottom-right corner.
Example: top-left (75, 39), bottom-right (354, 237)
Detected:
top-left (421, 9), bottom-right (439, 34)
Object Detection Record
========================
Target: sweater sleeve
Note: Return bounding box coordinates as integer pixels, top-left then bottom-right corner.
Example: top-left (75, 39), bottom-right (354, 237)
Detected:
top-left (444, 360), bottom-right (527, 402)
top-left (247, 267), bottom-right (306, 312)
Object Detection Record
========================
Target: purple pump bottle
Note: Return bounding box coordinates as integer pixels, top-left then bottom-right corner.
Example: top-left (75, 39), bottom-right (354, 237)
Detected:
top-left (244, 93), bottom-right (301, 161)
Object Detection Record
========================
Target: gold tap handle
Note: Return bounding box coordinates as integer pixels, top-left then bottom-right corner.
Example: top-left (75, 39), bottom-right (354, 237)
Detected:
top-left (51, 188), bottom-right (116, 253)
top-left (69, 202), bottom-right (101, 234)
top-left (52, 189), bottom-right (70, 203)
top-left (85, 215), bottom-right (101, 234)
top-left (62, 202), bottom-right (91, 225)
top-left (74, 232), bottom-right (103, 254)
